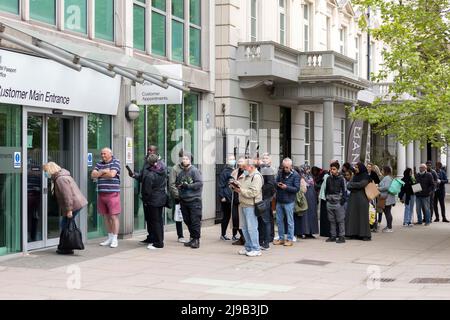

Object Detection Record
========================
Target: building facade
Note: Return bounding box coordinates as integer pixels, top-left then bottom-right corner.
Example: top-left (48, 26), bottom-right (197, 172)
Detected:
top-left (0, 0), bottom-right (215, 257)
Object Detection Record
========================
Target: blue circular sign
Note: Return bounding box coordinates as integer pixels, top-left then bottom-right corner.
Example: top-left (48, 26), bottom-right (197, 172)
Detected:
top-left (15, 153), bottom-right (20, 162)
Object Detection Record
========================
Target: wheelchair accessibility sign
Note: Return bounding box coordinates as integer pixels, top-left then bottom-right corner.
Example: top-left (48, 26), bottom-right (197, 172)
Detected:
top-left (14, 152), bottom-right (21, 169)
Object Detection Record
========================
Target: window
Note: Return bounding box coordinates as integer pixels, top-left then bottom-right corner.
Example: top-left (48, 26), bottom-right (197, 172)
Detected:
top-left (0, 0), bottom-right (19, 14)
top-left (189, 0), bottom-right (201, 66)
top-left (152, 6), bottom-right (167, 56)
top-left (133, 2), bottom-right (146, 51)
top-left (304, 111), bottom-right (311, 165)
top-left (172, 0), bottom-right (185, 62)
top-left (341, 119), bottom-right (345, 164)
top-left (95, 0), bottom-right (114, 41)
top-left (355, 36), bottom-right (361, 76)
top-left (250, 0), bottom-right (257, 42)
top-left (339, 27), bottom-right (347, 55)
top-left (249, 103), bottom-right (259, 155)
top-left (303, 3), bottom-right (310, 51)
top-left (326, 17), bottom-right (331, 50)
top-left (65, 0), bottom-right (87, 34)
top-left (279, 0), bottom-right (286, 45)
top-left (30, 0), bottom-right (56, 25)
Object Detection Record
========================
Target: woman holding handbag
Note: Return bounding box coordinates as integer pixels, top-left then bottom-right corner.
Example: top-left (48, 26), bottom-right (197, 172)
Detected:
top-left (378, 166), bottom-right (396, 233)
top-left (42, 162), bottom-right (88, 255)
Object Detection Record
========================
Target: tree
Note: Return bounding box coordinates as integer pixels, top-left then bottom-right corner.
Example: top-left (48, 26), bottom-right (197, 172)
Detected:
top-left (352, 0), bottom-right (450, 148)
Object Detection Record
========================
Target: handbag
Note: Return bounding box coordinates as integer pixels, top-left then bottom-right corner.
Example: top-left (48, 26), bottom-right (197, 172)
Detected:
top-left (58, 218), bottom-right (84, 250)
top-left (376, 196), bottom-right (386, 210)
top-left (369, 203), bottom-right (377, 225)
top-left (254, 198), bottom-right (267, 217)
top-left (365, 182), bottom-right (380, 201)
top-left (388, 178), bottom-right (405, 195)
top-left (295, 190), bottom-right (308, 215)
top-left (412, 183), bottom-right (422, 194)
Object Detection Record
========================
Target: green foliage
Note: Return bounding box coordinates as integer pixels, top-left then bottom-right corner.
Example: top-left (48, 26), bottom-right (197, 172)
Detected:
top-left (352, 0), bottom-right (450, 148)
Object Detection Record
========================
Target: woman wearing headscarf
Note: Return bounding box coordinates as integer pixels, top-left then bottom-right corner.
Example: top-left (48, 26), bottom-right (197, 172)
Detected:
top-left (295, 164), bottom-right (319, 239)
top-left (345, 162), bottom-right (371, 240)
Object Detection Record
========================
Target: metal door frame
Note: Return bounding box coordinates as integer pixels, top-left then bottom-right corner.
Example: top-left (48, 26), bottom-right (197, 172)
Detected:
top-left (22, 107), bottom-right (87, 253)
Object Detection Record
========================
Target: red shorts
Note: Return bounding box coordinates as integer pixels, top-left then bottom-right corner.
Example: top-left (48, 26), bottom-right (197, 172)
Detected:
top-left (98, 192), bottom-right (121, 215)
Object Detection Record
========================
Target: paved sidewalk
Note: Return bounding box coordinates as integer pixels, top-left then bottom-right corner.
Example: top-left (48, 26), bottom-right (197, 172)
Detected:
top-left (1, 203), bottom-right (450, 300)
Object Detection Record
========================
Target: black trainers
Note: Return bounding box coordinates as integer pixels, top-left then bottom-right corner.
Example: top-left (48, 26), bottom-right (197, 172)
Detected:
top-left (190, 239), bottom-right (200, 249)
top-left (336, 237), bottom-right (346, 244)
top-left (326, 237), bottom-right (336, 242)
top-left (184, 238), bottom-right (194, 247)
top-left (443, 219), bottom-right (450, 223)
top-left (140, 239), bottom-right (152, 245)
top-left (56, 249), bottom-right (74, 255)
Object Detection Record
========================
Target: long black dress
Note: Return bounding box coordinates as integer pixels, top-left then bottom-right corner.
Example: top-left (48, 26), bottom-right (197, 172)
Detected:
top-left (345, 171), bottom-right (371, 239)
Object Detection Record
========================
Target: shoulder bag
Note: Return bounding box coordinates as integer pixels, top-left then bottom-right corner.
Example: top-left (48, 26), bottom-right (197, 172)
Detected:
top-left (365, 181), bottom-right (380, 201)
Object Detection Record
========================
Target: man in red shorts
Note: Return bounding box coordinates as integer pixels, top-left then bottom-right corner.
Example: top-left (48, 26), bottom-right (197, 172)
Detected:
top-left (91, 147), bottom-right (121, 248)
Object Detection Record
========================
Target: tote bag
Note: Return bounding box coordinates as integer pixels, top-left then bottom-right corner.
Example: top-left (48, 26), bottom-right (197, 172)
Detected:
top-left (412, 183), bottom-right (422, 194)
top-left (365, 182), bottom-right (380, 201)
top-left (58, 218), bottom-right (84, 250)
top-left (174, 204), bottom-right (183, 222)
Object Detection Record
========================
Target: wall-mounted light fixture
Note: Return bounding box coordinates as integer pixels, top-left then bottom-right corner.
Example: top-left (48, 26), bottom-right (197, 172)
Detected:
top-left (125, 102), bottom-right (140, 121)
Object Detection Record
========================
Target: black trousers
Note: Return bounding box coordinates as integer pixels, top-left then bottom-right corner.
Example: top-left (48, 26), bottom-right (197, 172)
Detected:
top-left (180, 199), bottom-right (202, 240)
top-left (430, 191), bottom-right (436, 219)
top-left (433, 190), bottom-right (446, 220)
top-left (220, 201), bottom-right (232, 236)
top-left (384, 205), bottom-right (393, 229)
top-left (258, 199), bottom-right (273, 245)
top-left (143, 203), bottom-right (158, 242)
top-left (146, 205), bottom-right (164, 248)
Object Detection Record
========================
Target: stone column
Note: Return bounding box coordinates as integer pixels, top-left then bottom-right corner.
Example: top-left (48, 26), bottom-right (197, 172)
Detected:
top-left (406, 142), bottom-right (414, 170)
top-left (421, 144), bottom-right (428, 164)
top-left (447, 145), bottom-right (450, 178)
top-left (397, 142), bottom-right (406, 177)
top-left (322, 99), bottom-right (334, 168)
top-left (414, 141), bottom-right (421, 170)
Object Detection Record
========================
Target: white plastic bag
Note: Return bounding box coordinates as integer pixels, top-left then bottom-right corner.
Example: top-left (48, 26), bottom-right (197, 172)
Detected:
top-left (174, 204), bottom-right (183, 222)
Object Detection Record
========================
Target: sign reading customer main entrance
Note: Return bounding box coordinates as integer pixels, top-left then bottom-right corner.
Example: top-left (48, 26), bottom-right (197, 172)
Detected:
top-left (0, 49), bottom-right (121, 115)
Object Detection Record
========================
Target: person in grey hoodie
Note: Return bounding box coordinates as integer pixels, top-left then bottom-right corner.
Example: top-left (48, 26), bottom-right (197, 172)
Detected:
top-left (175, 152), bottom-right (203, 249)
top-left (378, 166), bottom-right (396, 232)
top-left (43, 162), bottom-right (87, 255)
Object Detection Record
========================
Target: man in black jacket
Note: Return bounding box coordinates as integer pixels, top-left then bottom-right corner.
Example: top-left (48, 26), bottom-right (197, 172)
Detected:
top-left (426, 160), bottom-right (439, 222)
top-left (434, 162), bottom-right (449, 222)
top-left (415, 163), bottom-right (435, 225)
top-left (325, 162), bottom-right (347, 243)
top-left (218, 155), bottom-right (238, 241)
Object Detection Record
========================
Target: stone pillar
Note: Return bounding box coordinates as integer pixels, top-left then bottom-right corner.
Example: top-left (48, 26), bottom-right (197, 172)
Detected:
top-left (414, 141), bottom-right (421, 170)
top-left (322, 99), bottom-right (334, 168)
top-left (446, 145), bottom-right (450, 178)
top-left (397, 142), bottom-right (406, 177)
top-left (421, 144), bottom-right (428, 164)
top-left (406, 142), bottom-right (414, 170)
top-left (113, 79), bottom-right (135, 238)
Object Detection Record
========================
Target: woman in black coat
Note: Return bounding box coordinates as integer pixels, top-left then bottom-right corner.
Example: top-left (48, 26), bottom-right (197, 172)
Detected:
top-left (345, 162), bottom-right (371, 240)
top-left (399, 168), bottom-right (415, 226)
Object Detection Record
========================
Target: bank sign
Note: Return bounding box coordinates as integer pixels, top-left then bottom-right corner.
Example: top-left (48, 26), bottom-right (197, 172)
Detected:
top-left (0, 49), bottom-right (121, 115)
top-left (135, 64), bottom-right (182, 105)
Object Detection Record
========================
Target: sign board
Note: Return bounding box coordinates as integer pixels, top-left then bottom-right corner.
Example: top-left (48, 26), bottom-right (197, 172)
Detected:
top-left (13, 152), bottom-right (21, 169)
top-left (346, 119), bottom-right (364, 165)
top-left (126, 137), bottom-right (133, 164)
top-left (0, 49), bottom-right (121, 115)
top-left (87, 153), bottom-right (93, 167)
top-left (135, 65), bottom-right (182, 105)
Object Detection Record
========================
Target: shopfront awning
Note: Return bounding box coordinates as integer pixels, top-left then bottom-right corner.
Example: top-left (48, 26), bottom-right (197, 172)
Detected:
top-left (0, 18), bottom-right (189, 92)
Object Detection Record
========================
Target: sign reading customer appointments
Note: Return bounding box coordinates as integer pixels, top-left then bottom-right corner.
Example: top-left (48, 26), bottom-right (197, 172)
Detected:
top-left (135, 65), bottom-right (182, 105)
top-left (0, 49), bottom-right (121, 115)
top-left (346, 119), bottom-right (364, 165)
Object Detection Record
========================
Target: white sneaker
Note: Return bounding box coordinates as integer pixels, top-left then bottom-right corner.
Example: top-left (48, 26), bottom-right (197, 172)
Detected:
top-left (274, 235), bottom-right (279, 241)
top-left (110, 239), bottom-right (118, 248)
top-left (100, 236), bottom-right (113, 246)
top-left (178, 237), bottom-right (187, 243)
top-left (147, 245), bottom-right (161, 250)
top-left (246, 250), bottom-right (262, 257)
top-left (382, 227), bottom-right (393, 233)
top-left (292, 236), bottom-right (297, 242)
top-left (238, 249), bottom-right (248, 255)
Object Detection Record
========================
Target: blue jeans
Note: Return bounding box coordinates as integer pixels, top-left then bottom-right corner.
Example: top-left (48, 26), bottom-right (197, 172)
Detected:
top-left (60, 209), bottom-right (80, 230)
top-left (240, 206), bottom-right (260, 252)
top-left (416, 196), bottom-right (431, 224)
top-left (403, 195), bottom-right (415, 224)
top-left (276, 202), bottom-right (295, 241)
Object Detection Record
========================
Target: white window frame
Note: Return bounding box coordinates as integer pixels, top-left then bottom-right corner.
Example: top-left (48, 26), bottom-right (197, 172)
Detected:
top-left (340, 119), bottom-right (345, 164)
top-left (355, 35), bottom-right (361, 76)
top-left (339, 26), bottom-right (347, 55)
top-left (250, 0), bottom-right (257, 42)
top-left (249, 102), bottom-right (259, 155)
top-left (279, 0), bottom-right (286, 45)
top-left (304, 111), bottom-right (311, 165)
top-left (303, 2), bottom-right (310, 51)
top-left (370, 41), bottom-right (376, 80)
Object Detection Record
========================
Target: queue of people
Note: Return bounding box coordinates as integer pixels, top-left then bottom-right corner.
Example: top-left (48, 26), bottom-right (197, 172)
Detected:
top-left (44, 144), bottom-right (448, 257)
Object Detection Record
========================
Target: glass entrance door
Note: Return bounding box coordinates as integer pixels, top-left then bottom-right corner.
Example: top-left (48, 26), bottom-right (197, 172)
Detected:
top-left (27, 114), bottom-right (75, 249)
